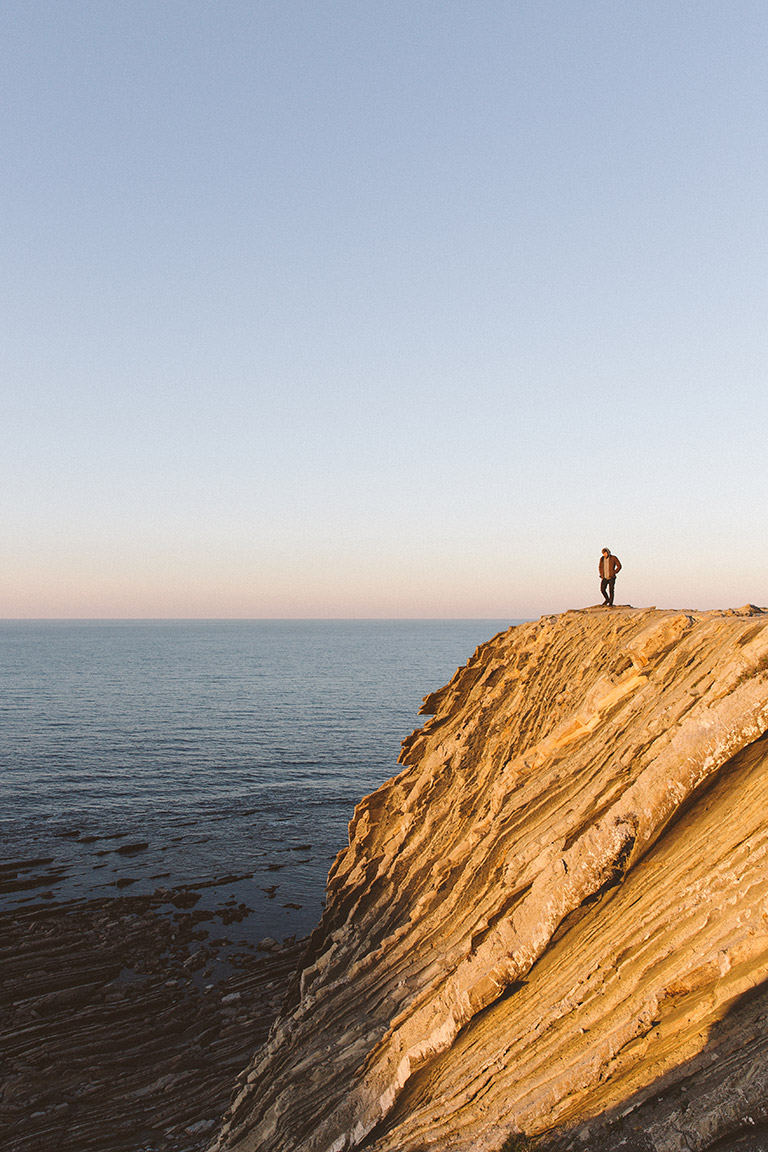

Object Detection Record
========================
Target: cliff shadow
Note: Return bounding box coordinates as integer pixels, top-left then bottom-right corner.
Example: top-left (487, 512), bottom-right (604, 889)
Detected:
top-left (525, 974), bottom-right (768, 1152)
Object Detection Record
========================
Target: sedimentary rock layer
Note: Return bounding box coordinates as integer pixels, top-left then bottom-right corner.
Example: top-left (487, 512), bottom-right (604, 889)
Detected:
top-left (211, 607), bottom-right (768, 1152)
top-left (0, 894), bottom-right (301, 1152)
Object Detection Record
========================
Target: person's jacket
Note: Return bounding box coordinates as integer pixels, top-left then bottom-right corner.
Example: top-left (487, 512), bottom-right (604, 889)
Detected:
top-left (599, 553), bottom-right (621, 579)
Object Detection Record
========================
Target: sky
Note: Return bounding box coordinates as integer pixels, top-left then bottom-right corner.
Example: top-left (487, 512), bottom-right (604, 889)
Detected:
top-left (2, 1), bottom-right (767, 619)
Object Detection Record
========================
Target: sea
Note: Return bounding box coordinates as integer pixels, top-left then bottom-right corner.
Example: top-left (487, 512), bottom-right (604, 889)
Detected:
top-left (0, 619), bottom-right (514, 947)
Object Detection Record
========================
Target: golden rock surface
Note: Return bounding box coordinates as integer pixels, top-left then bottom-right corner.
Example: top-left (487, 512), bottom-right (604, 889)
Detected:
top-left (211, 606), bottom-right (768, 1152)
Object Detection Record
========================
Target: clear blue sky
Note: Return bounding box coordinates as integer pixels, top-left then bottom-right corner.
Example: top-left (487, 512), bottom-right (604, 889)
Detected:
top-left (2, 1), bottom-right (766, 618)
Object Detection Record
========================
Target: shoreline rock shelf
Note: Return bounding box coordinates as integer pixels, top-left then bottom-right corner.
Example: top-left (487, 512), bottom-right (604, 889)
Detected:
top-left (0, 892), bottom-right (302, 1152)
top-left (210, 606), bottom-right (768, 1152)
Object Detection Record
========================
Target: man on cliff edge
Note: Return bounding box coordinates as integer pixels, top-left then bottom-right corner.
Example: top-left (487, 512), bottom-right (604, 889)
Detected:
top-left (599, 547), bottom-right (622, 606)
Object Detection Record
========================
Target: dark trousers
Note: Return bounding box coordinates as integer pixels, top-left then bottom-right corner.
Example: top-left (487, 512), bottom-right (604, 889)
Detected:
top-left (601, 577), bottom-right (616, 606)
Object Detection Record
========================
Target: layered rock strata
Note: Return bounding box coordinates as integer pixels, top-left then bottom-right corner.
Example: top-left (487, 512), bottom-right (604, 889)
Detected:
top-left (211, 607), bottom-right (768, 1152)
top-left (1, 894), bottom-right (301, 1152)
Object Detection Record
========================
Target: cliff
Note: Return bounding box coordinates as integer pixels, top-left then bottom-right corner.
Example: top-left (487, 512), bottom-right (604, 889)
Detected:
top-left (210, 606), bottom-right (768, 1152)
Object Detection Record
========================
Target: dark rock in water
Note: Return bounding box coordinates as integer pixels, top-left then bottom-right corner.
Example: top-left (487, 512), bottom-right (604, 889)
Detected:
top-left (170, 890), bottom-right (202, 909)
top-left (0, 857), bottom-right (55, 873)
top-left (180, 873), bottom-right (254, 891)
top-left (0, 866), bottom-right (69, 895)
top-left (257, 937), bottom-right (280, 952)
top-left (115, 841), bottom-right (150, 856)
top-left (218, 904), bottom-right (253, 926)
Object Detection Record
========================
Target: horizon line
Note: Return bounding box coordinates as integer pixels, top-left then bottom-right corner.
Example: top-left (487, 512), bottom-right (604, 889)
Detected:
top-left (0, 615), bottom-right (526, 623)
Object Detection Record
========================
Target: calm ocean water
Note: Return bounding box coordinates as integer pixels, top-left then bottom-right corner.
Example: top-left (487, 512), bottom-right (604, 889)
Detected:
top-left (0, 620), bottom-right (513, 944)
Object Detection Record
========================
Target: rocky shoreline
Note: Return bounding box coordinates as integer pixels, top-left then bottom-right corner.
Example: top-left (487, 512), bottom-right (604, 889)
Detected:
top-left (1, 887), bottom-right (304, 1152)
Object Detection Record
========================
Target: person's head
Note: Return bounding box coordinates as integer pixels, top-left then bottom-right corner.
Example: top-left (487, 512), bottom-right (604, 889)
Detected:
top-left (602, 547), bottom-right (611, 557)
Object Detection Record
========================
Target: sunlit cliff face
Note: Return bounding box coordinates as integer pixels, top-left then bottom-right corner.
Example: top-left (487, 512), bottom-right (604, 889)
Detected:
top-left (210, 606), bottom-right (768, 1152)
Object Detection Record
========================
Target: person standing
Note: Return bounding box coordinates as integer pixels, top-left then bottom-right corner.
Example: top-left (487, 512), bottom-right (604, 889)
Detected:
top-left (599, 548), bottom-right (622, 606)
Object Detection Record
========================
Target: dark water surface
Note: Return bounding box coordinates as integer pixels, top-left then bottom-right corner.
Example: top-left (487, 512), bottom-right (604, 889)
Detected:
top-left (0, 620), bottom-right (513, 944)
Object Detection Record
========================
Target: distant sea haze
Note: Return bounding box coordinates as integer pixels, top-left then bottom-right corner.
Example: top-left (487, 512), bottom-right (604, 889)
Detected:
top-left (0, 619), bottom-right (514, 944)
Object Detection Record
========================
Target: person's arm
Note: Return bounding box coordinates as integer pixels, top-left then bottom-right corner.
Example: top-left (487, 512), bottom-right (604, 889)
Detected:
top-left (614, 557), bottom-right (622, 574)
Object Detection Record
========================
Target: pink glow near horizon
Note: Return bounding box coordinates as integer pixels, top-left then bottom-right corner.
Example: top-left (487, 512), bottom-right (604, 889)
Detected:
top-left (3, 3), bottom-right (767, 619)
